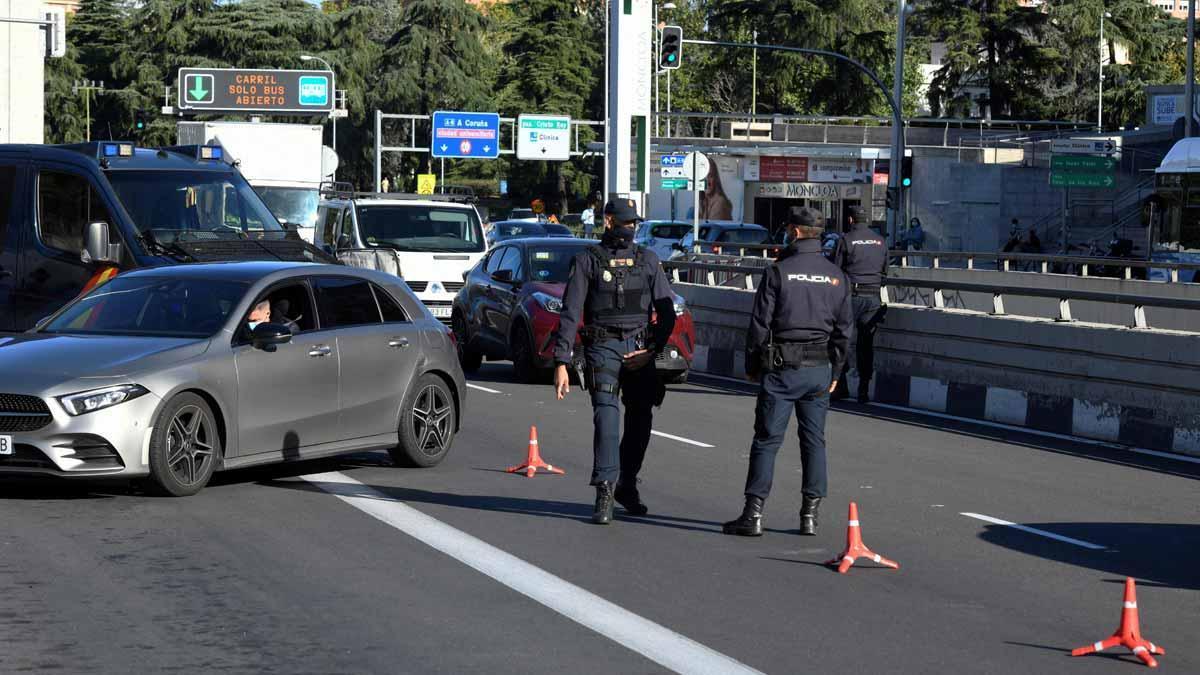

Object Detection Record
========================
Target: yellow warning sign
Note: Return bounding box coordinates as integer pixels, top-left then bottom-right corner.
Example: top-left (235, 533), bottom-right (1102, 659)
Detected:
top-left (417, 174), bottom-right (437, 195)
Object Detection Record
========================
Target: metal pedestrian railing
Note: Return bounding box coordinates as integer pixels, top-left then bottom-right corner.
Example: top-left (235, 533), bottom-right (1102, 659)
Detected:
top-left (892, 250), bottom-right (1200, 283)
top-left (661, 258), bottom-right (1200, 331)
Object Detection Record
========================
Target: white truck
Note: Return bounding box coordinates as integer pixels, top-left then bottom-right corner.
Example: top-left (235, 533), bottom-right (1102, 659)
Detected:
top-left (177, 121), bottom-right (333, 242)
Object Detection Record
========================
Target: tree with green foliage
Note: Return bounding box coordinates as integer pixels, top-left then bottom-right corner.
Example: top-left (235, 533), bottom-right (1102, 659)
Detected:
top-left (494, 0), bottom-right (600, 211)
top-left (915, 0), bottom-right (1060, 119)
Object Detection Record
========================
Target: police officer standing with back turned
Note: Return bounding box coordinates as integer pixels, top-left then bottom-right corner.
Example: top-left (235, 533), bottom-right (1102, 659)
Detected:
top-left (831, 205), bottom-right (887, 402)
top-left (553, 199), bottom-right (677, 525)
top-left (723, 207), bottom-right (852, 537)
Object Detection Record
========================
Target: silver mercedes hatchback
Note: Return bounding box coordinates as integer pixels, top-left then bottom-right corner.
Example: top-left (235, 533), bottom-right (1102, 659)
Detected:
top-left (0, 262), bottom-right (466, 496)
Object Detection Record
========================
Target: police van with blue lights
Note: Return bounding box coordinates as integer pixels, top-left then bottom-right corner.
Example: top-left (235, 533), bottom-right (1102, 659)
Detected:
top-left (0, 141), bottom-right (331, 331)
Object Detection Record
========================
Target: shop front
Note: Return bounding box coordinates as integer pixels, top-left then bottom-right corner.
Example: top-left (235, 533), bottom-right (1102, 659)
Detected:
top-left (743, 155), bottom-right (876, 240)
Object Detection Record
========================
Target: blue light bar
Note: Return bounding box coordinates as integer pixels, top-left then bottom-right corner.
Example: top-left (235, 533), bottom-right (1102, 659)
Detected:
top-left (199, 146), bottom-right (223, 160)
top-left (103, 144), bottom-right (118, 157)
top-left (100, 143), bottom-right (134, 158)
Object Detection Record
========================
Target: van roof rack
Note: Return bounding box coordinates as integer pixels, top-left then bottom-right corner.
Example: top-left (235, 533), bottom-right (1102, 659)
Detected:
top-left (319, 183), bottom-right (478, 204)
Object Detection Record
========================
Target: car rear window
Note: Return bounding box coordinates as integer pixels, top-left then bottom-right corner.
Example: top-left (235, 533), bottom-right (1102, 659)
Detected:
top-left (527, 245), bottom-right (585, 283)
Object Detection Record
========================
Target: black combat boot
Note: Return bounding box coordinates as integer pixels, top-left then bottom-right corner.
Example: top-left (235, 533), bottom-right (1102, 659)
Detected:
top-left (799, 495), bottom-right (822, 536)
top-left (857, 379), bottom-right (871, 403)
top-left (614, 479), bottom-right (649, 516)
top-left (592, 481), bottom-right (615, 525)
top-left (722, 496), bottom-right (765, 536)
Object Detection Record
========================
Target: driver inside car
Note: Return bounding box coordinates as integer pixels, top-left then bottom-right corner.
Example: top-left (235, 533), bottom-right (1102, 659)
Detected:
top-left (246, 299), bottom-right (271, 331)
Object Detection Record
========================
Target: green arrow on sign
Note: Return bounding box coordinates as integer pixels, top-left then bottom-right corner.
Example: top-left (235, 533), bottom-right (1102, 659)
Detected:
top-left (188, 76), bottom-right (209, 102)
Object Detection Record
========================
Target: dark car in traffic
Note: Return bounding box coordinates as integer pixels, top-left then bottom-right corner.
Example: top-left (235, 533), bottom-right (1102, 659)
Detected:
top-left (485, 220), bottom-right (548, 247)
top-left (451, 238), bottom-right (695, 383)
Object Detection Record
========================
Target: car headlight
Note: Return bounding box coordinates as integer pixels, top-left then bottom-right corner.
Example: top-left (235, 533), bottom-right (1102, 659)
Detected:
top-left (58, 384), bottom-right (149, 416)
top-left (531, 291), bottom-right (563, 314)
top-left (673, 297), bottom-right (687, 316)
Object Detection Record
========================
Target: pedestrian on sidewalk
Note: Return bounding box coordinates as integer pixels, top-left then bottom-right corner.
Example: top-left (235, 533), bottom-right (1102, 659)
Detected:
top-left (723, 207), bottom-right (852, 538)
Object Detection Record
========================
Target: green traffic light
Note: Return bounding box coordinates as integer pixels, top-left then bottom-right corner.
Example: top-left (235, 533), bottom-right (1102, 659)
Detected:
top-left (668, 54), bottom-right (676, 62)
top-left (902, 177), bottom-right (911, 187)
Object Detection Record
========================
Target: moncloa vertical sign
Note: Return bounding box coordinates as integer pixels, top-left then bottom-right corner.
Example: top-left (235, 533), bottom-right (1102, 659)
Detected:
top-left (177, 68), bottom-right (335, 114)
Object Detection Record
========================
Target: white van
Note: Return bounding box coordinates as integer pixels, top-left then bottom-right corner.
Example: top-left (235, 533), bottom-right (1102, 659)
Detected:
top-left (315, 192), bottom-right (488, 321)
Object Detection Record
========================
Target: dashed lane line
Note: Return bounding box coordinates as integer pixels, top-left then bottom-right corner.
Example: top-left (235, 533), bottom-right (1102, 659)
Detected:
top-left (960, 512), bottom-right (1109, 551)
top-left (301, 471), bottom-right (766, 675)
top-left (651, 430), bottom-right (715, 448)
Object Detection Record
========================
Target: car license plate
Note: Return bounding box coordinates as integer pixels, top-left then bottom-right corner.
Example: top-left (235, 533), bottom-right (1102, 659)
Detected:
top-left (0, 435), bottom-right (12, 456)
top-left (429, 306), bottom-right (452, 318)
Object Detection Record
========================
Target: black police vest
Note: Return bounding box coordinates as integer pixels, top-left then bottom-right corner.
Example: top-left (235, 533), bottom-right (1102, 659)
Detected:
top-left (586, 245), bottom-right (651, 328)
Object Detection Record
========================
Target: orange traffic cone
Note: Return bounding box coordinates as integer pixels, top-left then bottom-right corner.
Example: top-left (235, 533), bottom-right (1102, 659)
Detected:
top-left (1072, 578), bottom-right (1165, 667)
top-left (505, 426), bottom-right (565, 478)
top-left (825, 502), bottom-right (900, 574)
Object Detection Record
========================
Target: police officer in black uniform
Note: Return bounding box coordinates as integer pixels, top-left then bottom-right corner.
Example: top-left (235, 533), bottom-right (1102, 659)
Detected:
top-left (831, 205), bottom-right (887, 402)
top-left (553, 198), bottom-right (677, 525)
top-left (723, 207), bottom-right (852, 537)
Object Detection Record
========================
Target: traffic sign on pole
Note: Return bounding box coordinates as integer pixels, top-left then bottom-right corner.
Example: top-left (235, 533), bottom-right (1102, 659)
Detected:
top-left (516, 114), bottom-right (571, 161)
top-left (660, 154), bottom-right (687, 179)
top-left (684, 151), bottom-right (710, 180)
top-left (1049, 137), bottom-right (1122, 156)
top-left (1051, 155), bottom-right (1118, 172)
top-left (431, 111), bottom-right (501, 159)
top-left (1050, 172), bottom-right (1116, 188)
top-left (177, 68), bottom-right (334, 113)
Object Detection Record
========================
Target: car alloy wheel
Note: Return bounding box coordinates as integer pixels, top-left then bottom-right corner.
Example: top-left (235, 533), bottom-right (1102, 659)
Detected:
top-left (411, 384), bottom-right (453, 457)
top-left (165, 404), bottom-right (215, 487)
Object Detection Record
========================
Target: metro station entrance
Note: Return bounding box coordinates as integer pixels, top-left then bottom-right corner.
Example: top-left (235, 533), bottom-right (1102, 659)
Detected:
top-left (755, 197), bottom-right (860, 241)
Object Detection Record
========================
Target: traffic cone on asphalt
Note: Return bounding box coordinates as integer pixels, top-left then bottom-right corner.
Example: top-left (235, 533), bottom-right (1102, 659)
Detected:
top-left (825, 502), bottom-right (900, 574)
top-left (505, 426), bottom-right (565, 478)
top-left (1071, 577), bottom-right (1165, 667)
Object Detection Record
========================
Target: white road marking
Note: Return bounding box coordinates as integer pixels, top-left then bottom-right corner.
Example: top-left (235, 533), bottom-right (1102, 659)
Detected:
top-left (960, 512), bottom-right (1108, 551)
top-left (302, 471), bottom-right (765, 675)
top-left (651, 430), bottom-right (714, 448)
top-left (466, 383), bottom-right (503, 394)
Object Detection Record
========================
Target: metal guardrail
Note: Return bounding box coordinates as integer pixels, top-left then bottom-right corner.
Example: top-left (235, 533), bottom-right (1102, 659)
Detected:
top-left (697, 245), bottom-right (1200, 283)
top-left (661, 258), bottom-right (1200, 330)
top-left (893, 250), bottom-right (1200, 282)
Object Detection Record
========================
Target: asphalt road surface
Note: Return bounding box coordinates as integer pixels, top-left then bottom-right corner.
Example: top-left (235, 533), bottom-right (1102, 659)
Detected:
top-left (3, 363), bottom-right (1198, 674)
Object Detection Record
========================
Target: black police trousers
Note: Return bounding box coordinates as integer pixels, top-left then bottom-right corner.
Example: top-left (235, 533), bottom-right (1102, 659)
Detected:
top-left (840, 294), bottom-right (885, 388)
top-left (744, 364), bottom-right (832, 500)
top-left (585, 336), bottom-right (659, 486)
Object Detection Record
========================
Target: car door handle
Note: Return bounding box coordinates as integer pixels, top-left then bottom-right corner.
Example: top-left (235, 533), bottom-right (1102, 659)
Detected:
top-left (308, 345), bottom-right (332, 358)
top-left (388, 337), bottom-right (410, 349)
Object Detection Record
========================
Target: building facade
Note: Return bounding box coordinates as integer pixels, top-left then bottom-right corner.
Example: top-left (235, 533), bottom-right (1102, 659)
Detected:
top-left (0, 0), bottom-right (47, 144)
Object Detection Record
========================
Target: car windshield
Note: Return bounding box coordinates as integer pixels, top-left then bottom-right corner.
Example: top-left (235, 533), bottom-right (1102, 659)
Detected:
top-left (495, 222), bottom-right (547, 237)
top-left (511, 209), bottom-right (535, 219)
top-left (527, 245), bottom-right (589, 283)
top-left (355, 204), bottom-right (485, 252)
top-left (719, 228), bottom-right (767, 244)
top-left (543, 223), bottom-right (572, 236)
top-left (255, 186), bottom-right (319, 229)
top-left (41, 276), bottom-right (248, 338)
top-left (105, 170), bottom-right (283, 244)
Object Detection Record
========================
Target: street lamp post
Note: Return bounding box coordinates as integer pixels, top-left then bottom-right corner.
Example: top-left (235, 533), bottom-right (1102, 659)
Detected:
top-left (72, 79), bottom-right (105, 142)
top-left (1188, 0), bottom-right (1196, 137)
top-left (300, 54), bottom-right (337, 180)
top-left (1098, 11), bottom-right (1111, 131)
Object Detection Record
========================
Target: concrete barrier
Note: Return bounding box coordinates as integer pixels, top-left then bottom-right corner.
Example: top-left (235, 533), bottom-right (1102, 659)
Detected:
top-left (676, 282), bottom-right (1200, 457)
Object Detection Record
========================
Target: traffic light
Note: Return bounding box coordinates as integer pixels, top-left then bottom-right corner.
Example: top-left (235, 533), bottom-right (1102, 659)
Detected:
top-left (901, 156), bottom-right (913, 188)
top-left (886, 187), bottom-right (899, 211)
top-left (134, 109), bottom-right (148, 132)
top-left (660, 25), bottom-right (683, 70)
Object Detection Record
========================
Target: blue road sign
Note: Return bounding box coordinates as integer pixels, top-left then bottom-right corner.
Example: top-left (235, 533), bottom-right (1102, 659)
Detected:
top-left (431, 111), bottom-right (501, 159)
top-left (660, 154), bottom-right (686, 167)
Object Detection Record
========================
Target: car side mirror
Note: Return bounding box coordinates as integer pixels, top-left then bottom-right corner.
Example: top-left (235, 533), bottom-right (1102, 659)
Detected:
top-left (336, 234), bottom-right (353, 250)
top-left (251, 322), bottom-right (293, 351)
top-left (491, 269), bottom-right (514, 283)
top-left (81, 221), bottom-right (121, 265)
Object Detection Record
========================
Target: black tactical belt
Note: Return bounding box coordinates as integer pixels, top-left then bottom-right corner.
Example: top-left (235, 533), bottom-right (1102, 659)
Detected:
top-left (581, 324), bottom-right (647, 341)
top-left (764, 341), bottom-right (829, 370)
top-left (852, 283), bottom-right (881, 294)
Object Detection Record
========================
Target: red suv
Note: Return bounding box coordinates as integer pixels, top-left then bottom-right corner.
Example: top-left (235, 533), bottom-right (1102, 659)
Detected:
top-left (452, 238), bottom-right (695, 383)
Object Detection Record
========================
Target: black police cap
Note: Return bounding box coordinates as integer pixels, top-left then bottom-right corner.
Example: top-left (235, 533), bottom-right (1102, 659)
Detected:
top-left (786, 206), bottom-right (823, 228)
top-left (846, 205), bottom-right (868, 223)
top-left (604, 198), bottom-right (643, 223)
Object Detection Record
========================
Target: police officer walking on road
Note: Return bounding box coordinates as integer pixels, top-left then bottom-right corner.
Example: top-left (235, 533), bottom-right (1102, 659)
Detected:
top-left (831, 205), bottom-right (887, 402)
top-left (553, 199), bottom-right (678, 525)
top-left (723, 207), bottom-right (852, 537)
